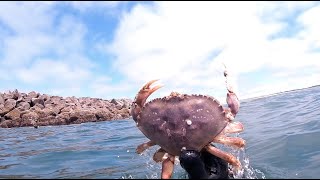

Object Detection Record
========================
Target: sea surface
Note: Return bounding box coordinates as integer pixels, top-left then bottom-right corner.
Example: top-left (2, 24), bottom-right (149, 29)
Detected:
top-left (0, 85), bottom-right (320, 179)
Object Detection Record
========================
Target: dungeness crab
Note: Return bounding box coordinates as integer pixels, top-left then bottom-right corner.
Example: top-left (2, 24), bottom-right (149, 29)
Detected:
top-left (131, 67), bottom-right (245, 179)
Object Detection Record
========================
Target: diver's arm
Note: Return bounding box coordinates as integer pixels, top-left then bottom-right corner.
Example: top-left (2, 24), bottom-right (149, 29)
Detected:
top-left (179, 145), bottom-right (232, 179)
top-left (179, 150), bottom-right (209, 179)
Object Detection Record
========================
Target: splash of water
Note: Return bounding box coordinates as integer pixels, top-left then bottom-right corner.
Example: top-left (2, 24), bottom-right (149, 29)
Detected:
top-left (230, 148), bottom-right (264, 179)
top-left (121, 142), bottom-right (265, 179)
top-left (226, 133), bottom-right (266, 179)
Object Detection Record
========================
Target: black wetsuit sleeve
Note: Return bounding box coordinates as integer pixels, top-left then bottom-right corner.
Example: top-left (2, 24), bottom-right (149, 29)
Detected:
top-left (179, 150), bottom-right (209, 179)
top-left (179, 148), bottom-right (231, 179)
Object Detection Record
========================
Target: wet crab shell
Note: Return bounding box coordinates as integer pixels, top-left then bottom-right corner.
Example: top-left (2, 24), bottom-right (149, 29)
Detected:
top-left (136, 94), bottom-right (228, 156)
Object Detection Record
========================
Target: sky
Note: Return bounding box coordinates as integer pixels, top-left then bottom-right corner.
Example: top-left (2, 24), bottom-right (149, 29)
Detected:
top-left (0, 1), bottom-right (320, 103)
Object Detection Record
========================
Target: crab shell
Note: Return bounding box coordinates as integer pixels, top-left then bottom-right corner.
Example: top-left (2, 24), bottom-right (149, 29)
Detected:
top-left (136, 93), bottom-right (228, 156)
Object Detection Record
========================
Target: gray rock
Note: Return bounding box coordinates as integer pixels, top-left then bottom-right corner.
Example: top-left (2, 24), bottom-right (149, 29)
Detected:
top-left (29, 105), bottom-right (42, 112)
top-left (31, 98), bottom-right (45, 107)
top-left (0, 99), bottom-right (17, 116)
top-left (37, 115), bottom-right (56, 126)
top-left (0, 94), bottom-right (4, 104)
top-left (60, 106), bottom-right (75, 113)
top-left (5, 108), bottom-right (21, 121)
top-left (3, 93), bottom-right (13, 100)
top-left (34, 103), bottom-right (45, 110)
top-left (51, 96), bottom-right (62, 105)
top-left (70, 109), bottom-right (97, 123)
top-left (0, 120), bottom-right (14, 128)
top-left (28, 91), bottom-right (39, 99)
top-left (0, 89), bottom-right (133, 128)
top-left (12, 89), bottom-right (20, 100)
top-left (39, 94), bottom-right (50, 101)
top-left (17, 102), bottom-right (31, 111)
top-left (95, 108), bottom-right (112, 120)
top-left (20, 118), bottom-right (38, 127)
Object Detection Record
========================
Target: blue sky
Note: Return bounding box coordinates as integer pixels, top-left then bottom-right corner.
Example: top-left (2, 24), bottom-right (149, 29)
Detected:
top-left (0, 1), bottom-right (320, 103)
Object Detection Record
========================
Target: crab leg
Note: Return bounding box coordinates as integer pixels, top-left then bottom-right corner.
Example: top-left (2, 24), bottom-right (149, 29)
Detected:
top-left (212, 135), bottom-right (246, 149)
top-left (223, 64), bottom-right (240, 117)
top-left (136, 140), bottom-right (156, 154)
top-left (161, 154), bottom-right (175, 179)
top-left (131, 79), bottom-right (163, 121)
top-left (153, 148), bottom-right (167, 162)
top-left (204, 144), bottom-right (241, 170)
top-left (222, 121), bottom-right (244, 134)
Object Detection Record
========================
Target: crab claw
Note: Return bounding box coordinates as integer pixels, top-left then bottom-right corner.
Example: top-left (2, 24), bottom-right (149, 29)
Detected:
top-left (223, 65), bottom-right (240, 117)
top-left (226, 92), bottom-right (240, 116)
top-left (136, 79), bottom-right (163, 107)
top-left (131, 79), bottom-right (163, 121)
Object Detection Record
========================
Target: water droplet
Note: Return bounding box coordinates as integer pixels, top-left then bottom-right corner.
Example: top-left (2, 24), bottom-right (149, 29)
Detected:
top-left (174, 156), bottom-right (180, 165)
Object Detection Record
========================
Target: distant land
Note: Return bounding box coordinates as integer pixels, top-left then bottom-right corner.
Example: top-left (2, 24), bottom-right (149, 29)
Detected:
top-left (0, 89), bottom-right (132, 128)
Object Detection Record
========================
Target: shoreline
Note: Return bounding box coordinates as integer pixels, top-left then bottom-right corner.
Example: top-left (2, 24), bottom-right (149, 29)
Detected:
top-left (0, 90), bottom-right (133, 128)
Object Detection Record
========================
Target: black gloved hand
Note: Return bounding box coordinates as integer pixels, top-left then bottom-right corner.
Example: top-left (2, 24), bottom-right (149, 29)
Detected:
top-left (179, 149), bottom-right (209, 179)
top-left (179, 147), bottom-right (231, 179)
top-left (200, 149), bottom-right (229, 179)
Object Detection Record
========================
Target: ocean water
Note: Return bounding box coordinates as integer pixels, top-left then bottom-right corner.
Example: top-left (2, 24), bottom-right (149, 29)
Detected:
top-left (0, 85), bottom-right (319, 179)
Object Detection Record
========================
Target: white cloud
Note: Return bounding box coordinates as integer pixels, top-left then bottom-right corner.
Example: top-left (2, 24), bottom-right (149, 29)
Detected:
top-left (68, 1), bottom-right (122, 12)
top-left (107, 1), bottom-right (320, 101)
top-left (67, 1), bottom-right (128, 19)
top-left (256, 1), bottom-right (317, 22)
top-left (0, 2), bottom-right (97, 98)
top-left (297, 5), bottom-right (320, 49)
top-left (90, 81), bottom-right (133, 99)
top-left (1, 2), bottom-right (320, 102)
top-left (0, 2), bottom-right (56, 35)
top-left (15, 58), bottom-right (92, 84)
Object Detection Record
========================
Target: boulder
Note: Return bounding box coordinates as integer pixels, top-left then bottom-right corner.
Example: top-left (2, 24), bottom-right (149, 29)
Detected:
top-left (31, 98), bottom-right (45, 107)
top-left (4, 108), bottom-right (21, 121)
top-left (28, 91), bottom-right (39, 99)
top-left (0, 94), bottom-right (4, 104)
top-left (95, 108), bottom-right (113, 120)
top-left (3, 93), bottom-right (13, 100)
top-left (21, 111), bottom-right (39, 121)
top-left (0, 99), bottom-right (16, 116)
top-left (39, 94), bottom-right (50, 101)
top-left (17, 101), bottom-right (31, 111)
top-left (0, 120), bottom-right (14, 128)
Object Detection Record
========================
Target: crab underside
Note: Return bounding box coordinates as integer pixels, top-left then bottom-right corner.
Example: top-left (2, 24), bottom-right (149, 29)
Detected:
top-left (131, 67), bottom-right (245, 179)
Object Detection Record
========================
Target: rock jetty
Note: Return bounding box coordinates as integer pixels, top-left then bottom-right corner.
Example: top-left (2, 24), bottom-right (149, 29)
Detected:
top-left (0, 89), bottom-right (132, 128)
